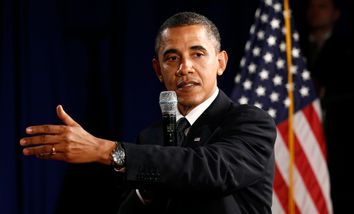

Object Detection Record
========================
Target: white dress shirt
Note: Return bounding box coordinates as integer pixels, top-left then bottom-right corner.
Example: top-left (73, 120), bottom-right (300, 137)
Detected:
top-left (136, 88), bottom-right (219, 204)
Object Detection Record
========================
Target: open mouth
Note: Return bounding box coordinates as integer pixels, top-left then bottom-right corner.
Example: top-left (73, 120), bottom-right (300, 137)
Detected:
top-left (177, 80), bottom-right (199, 90)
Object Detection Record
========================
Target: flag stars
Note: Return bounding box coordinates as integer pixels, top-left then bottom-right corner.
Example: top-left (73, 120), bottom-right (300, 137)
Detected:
top-left (283, 9), bottom-right (292, 19)
top-left (286, 82), bottom-right (295, 91)
top-left (250, 25), bottom-right (256, 34)
top-left (300, 86), bottom-right (309, 97)
top-left (256, 86), bottom-right (266, 96)
top-left (270, 92), bottom-right (280, 102)
top-left (261, 14), bottom-right (269, 23)
top-left (235, 74), bottom-right (241, 83)
top-left (259, 69), bottom-right (269, 80)
top-left (267, 35), bottom-right (277, 46)
top-left (252, 47), bottom-right (261, 57)
top-left (274, 3), bottom-right (282, 12)
top-left (270, 18), bottom-right (280, 29)
top-left (292, 48), bottom-right (300, 58)
top-left (280, 42), bottom-right (286, 52)
top-left (265, 0), bottom-right (273, 6)
top-left (255, 9), bottom-right (261, 18)
top-left (263, 52), bottom-right (273, 63)
top-left (282, 27), bottom-right (286, 35)
top-left (245, 41), bottom-right (251, 50)
top-left (291, 65), bottom-right (298, 74)
top-left (240, 57), bottom-right (246, 67)
top-left (284, 97), bottom-right (291, 107)
top-left (239, 96), bottom-right (248, 104)
top-left (293, 32), bottom-right (299, 41)
top-left (257, 31), bottom-right (265, 40)
top-left (243, 79), bottom-right (252, 90)
top-left (273, 75), bottom-right (283, 86)
top-left (248, 63), bottom-right (257, 73)
top-left (267, 108), bottom-right (277, 118)
top-left (276, 59), bottom-right (285, 69)
top-left (302, 69), bottom-right (311, 80)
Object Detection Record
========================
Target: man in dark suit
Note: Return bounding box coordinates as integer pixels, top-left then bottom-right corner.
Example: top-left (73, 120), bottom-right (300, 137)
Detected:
top-left (301, 0), bottom-right (354, 212)
top-left (20, 12), bottom-right (277, 214)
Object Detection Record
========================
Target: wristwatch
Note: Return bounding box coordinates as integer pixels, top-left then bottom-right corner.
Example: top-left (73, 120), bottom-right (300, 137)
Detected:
top-left (111, 141), bottom-right (126, 171)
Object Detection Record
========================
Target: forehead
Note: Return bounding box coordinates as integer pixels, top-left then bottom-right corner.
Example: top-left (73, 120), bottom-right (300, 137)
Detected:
top-left (309, 0), bottom-right (334, 7)
top-left (158, 25), bottom-right (216, 54)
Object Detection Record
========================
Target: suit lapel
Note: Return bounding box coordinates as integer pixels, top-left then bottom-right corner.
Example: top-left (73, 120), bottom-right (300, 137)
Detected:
top-left (184, 90), bottom-right (232, 147)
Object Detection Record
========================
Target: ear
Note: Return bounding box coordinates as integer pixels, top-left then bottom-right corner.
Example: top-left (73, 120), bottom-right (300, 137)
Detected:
top-left (217, 51), bottom-right (228, 76)
top-left (152, 58), bottom-right (164, 83)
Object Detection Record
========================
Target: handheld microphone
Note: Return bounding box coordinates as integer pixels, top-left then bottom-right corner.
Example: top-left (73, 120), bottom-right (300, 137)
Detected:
top-left (159, 91), bottom-right (177, 146)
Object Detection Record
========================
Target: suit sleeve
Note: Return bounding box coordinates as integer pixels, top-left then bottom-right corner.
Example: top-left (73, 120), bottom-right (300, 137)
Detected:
top-left (123, 105), bottom-right (276, 195)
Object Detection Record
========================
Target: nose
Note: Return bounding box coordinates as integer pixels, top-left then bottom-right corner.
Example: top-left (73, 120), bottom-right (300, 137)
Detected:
top-left (176, 58), bottom-right (193, 76)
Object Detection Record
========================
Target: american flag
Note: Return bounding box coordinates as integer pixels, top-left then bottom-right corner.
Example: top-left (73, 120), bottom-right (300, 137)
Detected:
top-left (230, 0), bottom-right (333, 213)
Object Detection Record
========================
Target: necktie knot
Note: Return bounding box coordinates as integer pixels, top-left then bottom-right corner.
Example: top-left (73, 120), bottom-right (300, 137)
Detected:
top-left (177, 117), bottom-right (190, 134)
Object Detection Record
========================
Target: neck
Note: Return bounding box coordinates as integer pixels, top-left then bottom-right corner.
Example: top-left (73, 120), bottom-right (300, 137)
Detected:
top-left (177, 87), bottom-right (219, 116)
top-left (178, 104), bottom-right (193, 116)
top-left (310, 27), bottom-right (332, 44)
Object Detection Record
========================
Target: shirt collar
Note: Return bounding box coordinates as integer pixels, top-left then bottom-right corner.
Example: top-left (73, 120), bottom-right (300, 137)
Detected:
top-left (176, 88), bottom-right (219, 126)
top-left (309, 30), bottom-right (332, 49)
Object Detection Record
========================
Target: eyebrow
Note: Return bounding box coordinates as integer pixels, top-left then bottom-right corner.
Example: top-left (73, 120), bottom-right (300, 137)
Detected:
top-left (190, 45), bottom-right (207, 52)
top-left (162, 45), bottom-right (208, 57)
top-left (162, 49), bottom-right (178, 57)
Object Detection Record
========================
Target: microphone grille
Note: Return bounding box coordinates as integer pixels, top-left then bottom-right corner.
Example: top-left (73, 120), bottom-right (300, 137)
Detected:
top-left (159, 91), bottom-right (177, 104)
top-left (159, 91), bottom-right (177, 114)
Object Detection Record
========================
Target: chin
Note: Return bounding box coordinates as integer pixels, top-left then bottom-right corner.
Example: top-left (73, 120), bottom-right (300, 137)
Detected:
top-left (178, 95), bottom-right (204, 108)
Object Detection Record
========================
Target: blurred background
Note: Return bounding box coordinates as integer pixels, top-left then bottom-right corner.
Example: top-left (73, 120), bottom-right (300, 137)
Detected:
top-left (1, 0), bottom-right (353, 213)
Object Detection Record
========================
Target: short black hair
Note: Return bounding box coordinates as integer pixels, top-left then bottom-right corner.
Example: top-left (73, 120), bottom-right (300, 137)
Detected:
top-left (154, 12), bottom-right (221, 54)
top-left (307, 0), bottom-right (341, 9)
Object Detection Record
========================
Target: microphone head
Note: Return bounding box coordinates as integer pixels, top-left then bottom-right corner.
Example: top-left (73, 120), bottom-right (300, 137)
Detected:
top-left (159, 91), bottom-right (177, 114)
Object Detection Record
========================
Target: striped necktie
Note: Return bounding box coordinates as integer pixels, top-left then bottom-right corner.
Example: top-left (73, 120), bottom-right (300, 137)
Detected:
top-left (176, 117), bottom-right (190, 146)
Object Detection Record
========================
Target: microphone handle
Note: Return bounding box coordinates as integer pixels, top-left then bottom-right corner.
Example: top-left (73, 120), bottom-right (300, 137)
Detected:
top-left (162, 114), bottom-right (177, 146)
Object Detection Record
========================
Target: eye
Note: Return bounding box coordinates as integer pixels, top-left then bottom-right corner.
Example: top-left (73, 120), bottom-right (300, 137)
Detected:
top-left (168, 56), bottom-right (178, 61)
top-left (193, 52), bottom-right (204, 58)
top-left (164, 55), bottom-right (179, 62)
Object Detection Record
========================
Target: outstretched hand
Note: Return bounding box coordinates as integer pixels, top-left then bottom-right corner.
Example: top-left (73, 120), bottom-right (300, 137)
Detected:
top-left (20, 105), bottom-right (115, 164)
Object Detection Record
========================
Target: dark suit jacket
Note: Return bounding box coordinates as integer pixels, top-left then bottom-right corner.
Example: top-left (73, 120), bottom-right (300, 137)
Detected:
top-left (301, 31), bottom-right (354, 214)
top-left (118, 90), bottom-right (276, 214)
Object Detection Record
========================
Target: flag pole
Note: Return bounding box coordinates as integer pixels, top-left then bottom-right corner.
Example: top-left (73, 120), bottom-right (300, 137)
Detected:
top-left (283, 0), bottom-right (295, 213)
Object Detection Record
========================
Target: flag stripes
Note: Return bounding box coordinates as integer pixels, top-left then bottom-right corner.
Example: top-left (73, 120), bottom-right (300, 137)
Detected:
top-left (275, 101), bottom-right (331, 213)
top-left (230, 0), bottom-right (333, 213)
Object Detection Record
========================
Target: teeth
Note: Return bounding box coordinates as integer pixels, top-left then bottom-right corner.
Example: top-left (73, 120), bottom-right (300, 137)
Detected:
top-left (177, 80), bottom-right (198, 90)
top-left (178, 83), bottom-right (194, 90)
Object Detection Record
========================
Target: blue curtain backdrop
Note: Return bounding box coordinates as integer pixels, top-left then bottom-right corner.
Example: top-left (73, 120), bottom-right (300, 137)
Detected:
top-left (1, 0), bottom-right (353, 214)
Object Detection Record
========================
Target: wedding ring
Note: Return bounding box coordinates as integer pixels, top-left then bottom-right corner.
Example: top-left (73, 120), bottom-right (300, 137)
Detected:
top-left (51, 145), bottom-right (56, 155)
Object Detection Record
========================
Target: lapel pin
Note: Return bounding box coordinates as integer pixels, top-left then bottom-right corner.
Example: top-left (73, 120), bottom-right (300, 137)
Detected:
top-left (194, 137), bottom-right (201, 142)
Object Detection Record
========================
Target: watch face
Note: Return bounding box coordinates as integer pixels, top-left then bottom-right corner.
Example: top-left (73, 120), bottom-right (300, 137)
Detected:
top-left (112, 153), bottom-right (118, 162)
top-left (112, 147), bottom-right (125, 166)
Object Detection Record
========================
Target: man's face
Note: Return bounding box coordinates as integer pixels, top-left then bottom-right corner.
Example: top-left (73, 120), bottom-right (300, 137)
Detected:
top-left (307, 0), bottom-right (339, 30)
top-left (153, 25), bottom-right (227, 112)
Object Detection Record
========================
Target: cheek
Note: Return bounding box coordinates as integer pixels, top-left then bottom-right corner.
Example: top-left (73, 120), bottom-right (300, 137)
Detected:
top-left (161, 75), bottom-right (176, 89)
top-left (198, 65), bottom-right (218, 83)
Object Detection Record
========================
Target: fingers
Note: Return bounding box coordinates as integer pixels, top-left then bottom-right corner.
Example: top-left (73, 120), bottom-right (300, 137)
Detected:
top-left (25, 124), bottom-right (65, 135)
top-left (20, 105), bottom-right (91, 163)
top-left (20, 134), bottom-right (62, 146)
top-left (23, 144), bottom-right (59, 156)
top-left (24, 144), bottom-right (67, 161)
top-left (37, 153), bottom-right (66, 161)
top-left (57, 105), bottom-right (79, 127)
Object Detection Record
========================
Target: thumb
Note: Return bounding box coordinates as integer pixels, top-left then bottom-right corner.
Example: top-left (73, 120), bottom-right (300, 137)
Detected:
top-left (57, 105), bottom-right (79, 126)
